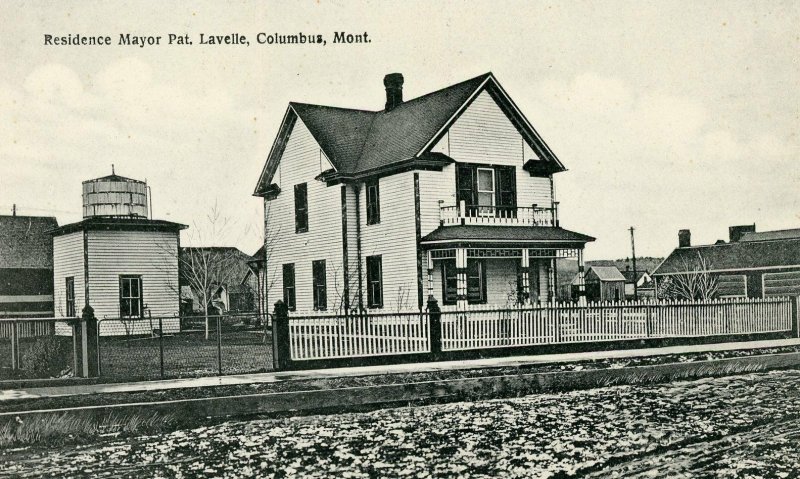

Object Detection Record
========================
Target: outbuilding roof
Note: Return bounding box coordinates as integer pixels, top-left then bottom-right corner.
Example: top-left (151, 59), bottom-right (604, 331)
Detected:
top-left (255, 72), bottom-right (566, 194)
top-left (653, 237), bottom-right (800, 275)
top-left (588, 266), bottom-right (626, 282)
top-left (50, 217), bottom-right (187, 236)
top-left (0, 215), bottom-right (58, 269)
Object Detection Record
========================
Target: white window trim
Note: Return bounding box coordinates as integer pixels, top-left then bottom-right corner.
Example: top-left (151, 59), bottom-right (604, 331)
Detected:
top-left (476, 167), bottom-right (495, 216)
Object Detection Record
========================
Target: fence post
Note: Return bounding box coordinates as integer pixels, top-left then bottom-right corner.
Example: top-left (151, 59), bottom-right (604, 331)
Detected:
top-left (81, 305), bottom-right (99, 378)
top-left (792, 296), bottom-right (799, 338)
top-left (159, 317), bottom-right (165, 379)
top-left (10, 320), bottom-right (19, 370)
top-left (216, 316), bottom-right (223, 376)
top-left (427, 296), bottom-right (442, 356)
top-left (272, 300), bottom-right (290, 370)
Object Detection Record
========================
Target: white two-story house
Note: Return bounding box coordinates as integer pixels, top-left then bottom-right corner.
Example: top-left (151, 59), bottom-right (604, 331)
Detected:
top-left (253, 72), bottom-right (594, 313)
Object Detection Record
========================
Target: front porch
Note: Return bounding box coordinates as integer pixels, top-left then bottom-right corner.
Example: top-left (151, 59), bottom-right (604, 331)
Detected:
top-left (420, 224), bottom-right (594, 309)
top-left (424, 246), bottom-right (588, 309)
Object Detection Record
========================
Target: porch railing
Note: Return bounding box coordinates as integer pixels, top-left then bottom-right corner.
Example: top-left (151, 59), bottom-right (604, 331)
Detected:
top-left (439, 200), bottom-right (559, 227)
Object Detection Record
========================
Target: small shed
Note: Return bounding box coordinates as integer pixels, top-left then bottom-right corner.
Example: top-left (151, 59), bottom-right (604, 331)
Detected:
top-left (572, 266), bottom-right (626, 302)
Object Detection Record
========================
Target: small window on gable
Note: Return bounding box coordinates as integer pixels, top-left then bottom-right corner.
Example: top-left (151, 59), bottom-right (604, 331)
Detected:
top-left (366, 256), bottom-right (383, 308)
top-left (366, 179), bottom-right (380, 225)
top-left (294, 183), bottom-right (308, 233)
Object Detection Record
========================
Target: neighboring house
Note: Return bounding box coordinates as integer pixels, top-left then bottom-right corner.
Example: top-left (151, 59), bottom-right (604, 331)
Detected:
top-left (253, 72), bottom-right (594, 312)
top-left (653, 225), bottom-right (800, 299)
top-left (180, 247), bottom-right (257, 314)
top-left (0, 214), bottom-right (58, 317)
top-left (620, 267), bottom-right (652, 300)
top-left (52, 172), bottom-right (186, 335)
top-left (571, 266), bottom-right (626, 302)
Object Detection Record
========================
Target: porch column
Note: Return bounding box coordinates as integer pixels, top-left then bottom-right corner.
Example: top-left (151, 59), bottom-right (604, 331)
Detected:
top-left (520, 249), bottom-right (530, 305)
top-left (577, 248), bottom-right (587, 306)
top-left (426, 251), bottom-right (434, 299)
top-left (456, 247), bottom-right (468, 310)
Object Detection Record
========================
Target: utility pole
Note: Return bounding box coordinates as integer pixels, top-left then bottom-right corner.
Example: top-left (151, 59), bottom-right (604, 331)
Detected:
top-left (629, 226), bottom-right (638, 301)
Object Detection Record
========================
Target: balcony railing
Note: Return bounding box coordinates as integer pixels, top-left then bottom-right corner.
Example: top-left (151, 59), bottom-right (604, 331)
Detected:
top-left (439, 201), bottom-right (559, 227)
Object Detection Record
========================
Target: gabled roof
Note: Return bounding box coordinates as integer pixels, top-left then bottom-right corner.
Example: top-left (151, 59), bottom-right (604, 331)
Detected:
top-left (0, 215), bottom-right (58, 269)
top-left (180, 247), bottom-right (255, 284)
top-left (587, 266), bottom-right (626, 282)
top-left (621, 269), bottom-right (649, 283)
top-left (653, 237), bottom-right (800, 275)
top-left (255, 72), bottom-right (565, 195)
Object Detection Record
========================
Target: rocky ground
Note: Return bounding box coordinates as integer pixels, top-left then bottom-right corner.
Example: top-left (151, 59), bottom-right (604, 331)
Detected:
top-left (2, 369), bottom-right (800, 478)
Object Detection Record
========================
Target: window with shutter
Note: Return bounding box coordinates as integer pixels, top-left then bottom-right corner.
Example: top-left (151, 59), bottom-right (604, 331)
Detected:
top-left (366, 256), bottom-right (383, 308)
top-left (366, 179), bottom-right (380, 225)
top-left (312, 260), bottom-right (327, 310)
top-left (282, 264), bottom-right (296, 310)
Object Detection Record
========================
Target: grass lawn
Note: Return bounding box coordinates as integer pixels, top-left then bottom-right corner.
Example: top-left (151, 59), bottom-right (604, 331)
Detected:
top-left (98, 328), bottom-right (273, 381)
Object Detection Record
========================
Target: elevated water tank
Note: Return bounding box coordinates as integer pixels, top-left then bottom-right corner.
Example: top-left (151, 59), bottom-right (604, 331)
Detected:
top-left (82, 172), bottom-right (149, 219)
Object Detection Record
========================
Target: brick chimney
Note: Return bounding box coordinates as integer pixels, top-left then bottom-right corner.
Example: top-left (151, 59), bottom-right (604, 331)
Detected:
top-left (384, 73), bottom-right (404, 111)
top-left (729, 224), bottom-right (755, 242)
top-left (678, 229), bottom-right (691, 248)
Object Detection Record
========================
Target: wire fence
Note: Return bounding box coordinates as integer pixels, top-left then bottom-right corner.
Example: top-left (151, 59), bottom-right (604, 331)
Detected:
top-left (96, 312), bottom-right (272, 381)
top-left (0, 317), bottom-right (77, 381)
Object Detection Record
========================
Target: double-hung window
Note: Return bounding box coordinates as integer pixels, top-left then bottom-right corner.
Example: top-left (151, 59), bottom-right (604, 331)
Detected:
top-left (366, 256), bottom-right (383, 308)
top-left (294, 183), bottom-right (308, 233)
top-left (442, 259), bottom-right (487, 305)
top-left (312, 260), bottom-right (327, 310)
top-left (366, 179), bottom-right (380, 225)
top-left (65, 277), bottom-right (75, 317)
top-left (476, 168), bottom-right (495, 215)
top-left (456, 164), bottom-right (516, 217)
top-left (120, 275), bottom-right (143, 318)
top-left (282, 264), bottom-right (296, 310)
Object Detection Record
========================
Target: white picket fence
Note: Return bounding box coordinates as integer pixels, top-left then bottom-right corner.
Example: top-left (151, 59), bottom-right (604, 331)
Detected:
top-left (288, 311), bottom-right (430, 360)
top-left (287, 297), bottom-right (796, 360)
top-left (440, 297), bottom-right (794, 351)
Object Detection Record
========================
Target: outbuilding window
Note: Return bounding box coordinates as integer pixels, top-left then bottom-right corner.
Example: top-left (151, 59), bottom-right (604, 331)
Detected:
top-left (119, 275), bottom-right (143, 318)
top-left (65, 277), bottom-right (75, 317)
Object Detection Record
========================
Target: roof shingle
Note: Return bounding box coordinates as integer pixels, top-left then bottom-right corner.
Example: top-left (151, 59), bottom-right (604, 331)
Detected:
top-left (0, 215), bottom-right (58, 269)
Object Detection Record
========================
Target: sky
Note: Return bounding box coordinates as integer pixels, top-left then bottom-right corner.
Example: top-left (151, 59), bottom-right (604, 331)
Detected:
top-left (0, 0), bottom-right (797, 260)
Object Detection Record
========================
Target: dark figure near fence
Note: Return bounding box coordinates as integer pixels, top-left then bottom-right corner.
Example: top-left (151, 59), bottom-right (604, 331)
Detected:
top-left (427, 296), bottom-right (442, 355)
top-left (272, 300), bottom-right (290, 370)
top-left (81, 305), bottom-right (99, 378)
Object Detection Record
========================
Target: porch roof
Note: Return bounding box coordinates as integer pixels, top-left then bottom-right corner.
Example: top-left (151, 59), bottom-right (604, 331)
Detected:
top-left (420, 225), bottom-right (594, 248)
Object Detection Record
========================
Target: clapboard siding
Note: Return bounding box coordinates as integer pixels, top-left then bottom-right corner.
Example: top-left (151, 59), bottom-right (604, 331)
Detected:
top-left (763, 270), bottom-right (800, 297)
top-left (485, 258), bottom-right (518, 306)
top-left (445, 89), bottom-right (552, 208)
top-left (87, 230), bottom-right (179, 324)
top-left (265, 118), bottom-right (344, 312)
top-left (359, 172), bottom-right (419, 311)
top-left (53, 232), bottom-right (84, 318)
top-left (418, 164), bottom-right (457, 237)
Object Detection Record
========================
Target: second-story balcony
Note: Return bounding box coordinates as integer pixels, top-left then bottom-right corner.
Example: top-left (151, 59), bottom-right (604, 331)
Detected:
top-left (439, 201), bottom-right (560, 227)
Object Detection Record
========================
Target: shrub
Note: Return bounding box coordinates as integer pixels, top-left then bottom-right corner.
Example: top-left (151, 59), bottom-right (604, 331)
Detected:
top-left (20, 336), bottom-right (72, 378)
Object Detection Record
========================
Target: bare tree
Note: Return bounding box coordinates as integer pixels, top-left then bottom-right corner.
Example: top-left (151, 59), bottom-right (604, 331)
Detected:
top-left (660, 252), bottom-right (719, 301)
top-left (179, 203), bottom-right (248, 340)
